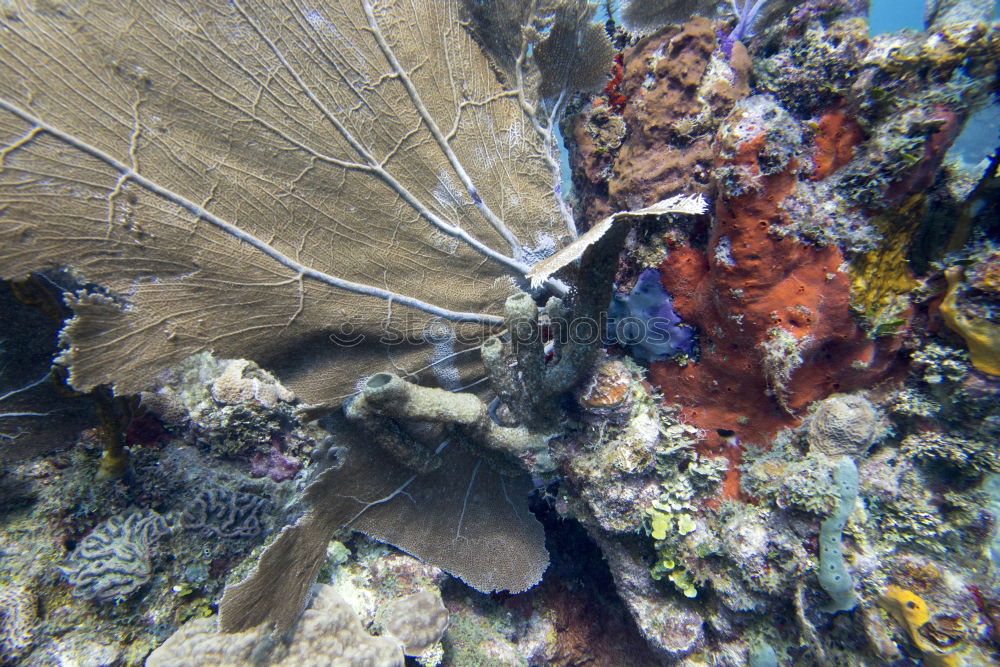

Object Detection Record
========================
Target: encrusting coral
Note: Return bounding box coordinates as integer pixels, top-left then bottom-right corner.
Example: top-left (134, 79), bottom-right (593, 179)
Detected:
top-left (382, 590), bottom-right (450, 658)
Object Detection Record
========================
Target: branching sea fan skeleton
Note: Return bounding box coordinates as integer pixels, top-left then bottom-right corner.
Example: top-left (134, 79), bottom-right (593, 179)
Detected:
top-left (0, 0), bottom-right (705, 634)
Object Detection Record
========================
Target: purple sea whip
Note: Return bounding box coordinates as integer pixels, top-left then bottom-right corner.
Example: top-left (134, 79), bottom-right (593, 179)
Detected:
top-left (720, 0), bottom-right (771, 58)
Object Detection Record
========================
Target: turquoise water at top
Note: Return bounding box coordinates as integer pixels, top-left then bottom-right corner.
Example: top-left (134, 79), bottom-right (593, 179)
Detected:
top-left (869, 0), bottom-right (999, 33)
top-left (869, 0), bottom-right (925, 33)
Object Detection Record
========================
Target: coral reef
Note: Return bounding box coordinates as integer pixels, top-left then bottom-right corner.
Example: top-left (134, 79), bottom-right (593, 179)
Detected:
top-left (214, 192), bottom-right (696, 635)
top-left (550, 9), bottom-right (999, 658)
top-left (153, 356), bottom-right (307, 466)
top-left (649, 93), bottom-right (901, 453)
top-left (0, 362), bottom-right (296, 663)
top-left (1, 2), bottom-right (999, 666)
top-left (0, 585), bottom-right (35, 662)
top-left (901, 431), bottom-right (1000, 481)
top-left (148, 584), bottom-right (406, 666)
top-left (60, 510), bottom-right (170, 602)
top-left (180, 488), bottom-right (270, 540)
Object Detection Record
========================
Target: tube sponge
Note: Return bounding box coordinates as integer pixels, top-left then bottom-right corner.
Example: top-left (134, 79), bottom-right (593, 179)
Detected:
top-left (608, 269), bottom-right (695, 362)
top-left (817, 456), bottom-right (859, 613)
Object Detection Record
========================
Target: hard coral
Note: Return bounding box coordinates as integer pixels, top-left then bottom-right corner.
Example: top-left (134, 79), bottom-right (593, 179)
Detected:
top-left (179, 488), bottom-right (270, 539)
top-left (576, 358), bottom-right (634, 414)
top-left (741, 449), bottom-right (840, 515)
top-left (0, 586), bottom-right (35, 662)
top-left (383, 590), bottom-right (449, 658)
top-left (148, 585), bottom-right (404, 666)
top-left (805, 393), bottom-right (883, 457)
top-left (61, 510), bottom-right (170, 602)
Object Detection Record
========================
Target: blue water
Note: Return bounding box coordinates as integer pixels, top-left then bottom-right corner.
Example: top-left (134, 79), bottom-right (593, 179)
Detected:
top-left (869, 0), bottom-right (924, 32)
top-left (870, 0), bottom-right (999, 34)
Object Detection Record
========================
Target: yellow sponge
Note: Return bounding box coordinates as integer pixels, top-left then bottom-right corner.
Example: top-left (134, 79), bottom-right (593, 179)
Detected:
top-left (940, 267), bottom-right (1000, 376)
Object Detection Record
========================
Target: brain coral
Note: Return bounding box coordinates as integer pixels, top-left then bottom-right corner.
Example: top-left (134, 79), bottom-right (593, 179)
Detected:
top-left (61, 510), bottom-right (170, 602)
top-left (806, 393), bottom-right (881, 457)
top-left (0, 585), bottom-right (35, 661)
top-left (180, 488), bottom-right (270, 539)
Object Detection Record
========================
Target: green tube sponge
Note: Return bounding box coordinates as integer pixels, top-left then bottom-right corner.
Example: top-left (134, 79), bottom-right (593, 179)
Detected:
top-left (818, 456), bottom-right (859, 612)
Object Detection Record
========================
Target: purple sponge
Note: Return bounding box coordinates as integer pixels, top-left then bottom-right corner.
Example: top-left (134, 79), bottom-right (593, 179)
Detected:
top-left (608, 269), bottom-right (695, 362)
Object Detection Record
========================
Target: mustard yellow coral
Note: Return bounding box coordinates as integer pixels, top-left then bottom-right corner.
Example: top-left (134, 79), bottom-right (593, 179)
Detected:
top-left (848, 195), bottom-right (921, 335)
top-left (940, 266), bottom-right (1000, 376)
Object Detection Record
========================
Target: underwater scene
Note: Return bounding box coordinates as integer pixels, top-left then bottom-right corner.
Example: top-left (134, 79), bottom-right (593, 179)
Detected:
top-left (1, 0), bottom-right (999, 665)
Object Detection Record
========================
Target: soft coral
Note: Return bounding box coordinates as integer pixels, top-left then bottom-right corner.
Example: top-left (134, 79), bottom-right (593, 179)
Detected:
top-left (720, 0), bottom-right (771, 58)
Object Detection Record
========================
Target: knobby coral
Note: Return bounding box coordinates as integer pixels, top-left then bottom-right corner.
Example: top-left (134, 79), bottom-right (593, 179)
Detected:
top-left (148, 585), bottom-right (409, 667)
